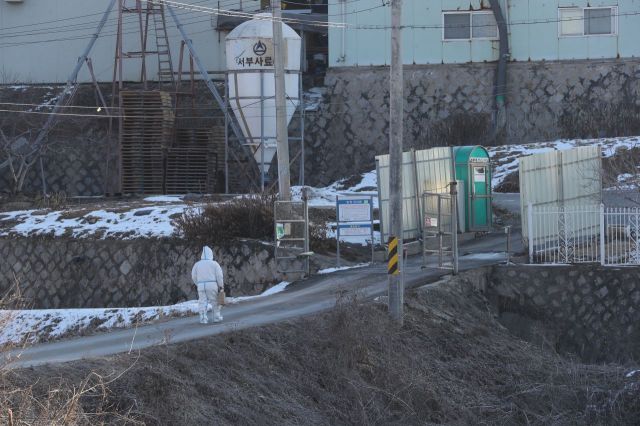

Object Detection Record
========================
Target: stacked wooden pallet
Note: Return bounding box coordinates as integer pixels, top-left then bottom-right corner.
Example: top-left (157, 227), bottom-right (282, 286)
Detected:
top-left (166, 128), bottom-right (215, 194)
top-left (119, 91), bottom-right (174, 194)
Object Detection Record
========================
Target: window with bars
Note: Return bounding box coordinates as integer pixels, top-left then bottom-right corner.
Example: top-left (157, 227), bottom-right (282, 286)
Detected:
top-left (559, 7), bottom-right (617, 37)
top-left (443, 11), bottom-right (498, 41)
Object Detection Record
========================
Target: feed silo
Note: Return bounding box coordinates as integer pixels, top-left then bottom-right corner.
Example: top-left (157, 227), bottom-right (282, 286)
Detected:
top-left (226, 13), bottom-right (301, 182)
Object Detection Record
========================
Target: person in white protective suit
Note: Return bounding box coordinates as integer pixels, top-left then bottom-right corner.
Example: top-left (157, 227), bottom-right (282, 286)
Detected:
top-left (191, 246), bottom-right (224, 324)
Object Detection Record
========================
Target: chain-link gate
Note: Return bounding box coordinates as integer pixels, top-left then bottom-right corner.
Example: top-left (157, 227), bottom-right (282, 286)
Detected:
top-left (274, 199), bottom-right (311, 277)
top-left (422, 190), bottom-right (458, 272)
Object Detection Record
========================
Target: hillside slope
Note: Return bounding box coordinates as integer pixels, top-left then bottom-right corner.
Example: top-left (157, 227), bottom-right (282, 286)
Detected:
top-left (3, 277), bottom-right (639, 425)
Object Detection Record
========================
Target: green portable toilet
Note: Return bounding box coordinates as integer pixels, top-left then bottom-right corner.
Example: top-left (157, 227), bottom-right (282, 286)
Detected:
top-left (453, 146), bottom-right (492, 232)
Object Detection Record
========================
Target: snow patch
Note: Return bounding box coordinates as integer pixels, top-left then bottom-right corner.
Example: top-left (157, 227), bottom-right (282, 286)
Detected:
top-left (0, 281), bottom-right (291, 346)
top-left (626, 370), bottom-right (640, 378)
top-left (461, 252), bottom-right (507, 261)
top-left (317, 263), bottom-right (370, 275)
top-left (304, 87), bottom-right (326, 111)
top-left (0, 303), bottom-right (196, 347)
top-left (291, 170), bottom-right (378, 208)
top-left (0, 204), bottom-right (188, 239)
top-left (143, 195), bottom-right (184, 203)
top-left (489, 136), bottom-right (640, 190)
top-left (225, 281), bottom-right (290, 304)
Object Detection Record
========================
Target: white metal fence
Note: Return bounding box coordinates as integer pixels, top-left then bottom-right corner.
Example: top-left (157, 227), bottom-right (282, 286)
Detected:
top-left (528, 203), bottom-right (640, 266)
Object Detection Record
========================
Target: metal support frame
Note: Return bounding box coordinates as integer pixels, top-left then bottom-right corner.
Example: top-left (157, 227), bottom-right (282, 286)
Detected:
top-left (274, 194), bottom-right (311, 277)
top-left (25, 0), bottom-right (117, 164)
top-left (165, 5), bottom-right (246, 143)
top-left (224, 68), bottom-right (305, 194)
top-left (504, 225), bottom-right (512, 264)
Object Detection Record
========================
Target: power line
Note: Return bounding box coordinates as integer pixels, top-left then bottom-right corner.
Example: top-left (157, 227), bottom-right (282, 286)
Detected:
top-left (0, 83), bottom-right (596, 120)
top-left (2, 1), bottom-right (634, 48)
top-left (0, 0), bottom-right (214, 37)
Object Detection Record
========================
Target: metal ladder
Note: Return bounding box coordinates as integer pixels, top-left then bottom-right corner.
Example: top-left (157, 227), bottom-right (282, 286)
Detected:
top-left (150, 3), bottom-right (175, 88)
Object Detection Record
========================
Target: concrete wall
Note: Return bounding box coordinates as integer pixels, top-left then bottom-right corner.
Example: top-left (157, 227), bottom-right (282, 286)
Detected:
top-left (0, 0), bottom-right (261, 84)
top-left (0, 237), bottom-right (303, 309)
top-left (302, 59), bottom-right (640, 186)
top-left (486, 264), bottom-right (640, 363)
top-left (328, 0), bottom-right (640, 66)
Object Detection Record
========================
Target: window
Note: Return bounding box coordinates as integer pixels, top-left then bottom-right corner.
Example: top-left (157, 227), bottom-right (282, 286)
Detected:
top-left (585, 8), bottom-right (613, 35)
top-left (559, 7), bottom-right (617, 37)
top-left (558, 8), bottom-right (583, 36)
top-left (443, 11), bottom-right (498, 41)
top-left (444, 13), bottom-right (471, 40)
top-left (472, 13), bottom-right (498, 39)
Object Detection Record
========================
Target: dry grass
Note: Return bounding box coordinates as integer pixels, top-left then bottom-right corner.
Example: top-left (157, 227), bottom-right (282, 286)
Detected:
top-left (4, 277), bottom-right (639, 425)
top-left (0, 278), bottom-right (140, 425)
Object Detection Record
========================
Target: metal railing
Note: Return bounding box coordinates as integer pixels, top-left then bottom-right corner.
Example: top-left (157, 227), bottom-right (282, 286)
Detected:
top-left (274, 199), bottom-right (310, 276)
top-left (527, 203), bottom-right (640, 266)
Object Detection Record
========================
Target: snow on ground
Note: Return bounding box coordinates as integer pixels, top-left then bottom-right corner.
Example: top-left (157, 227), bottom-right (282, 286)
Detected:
top-left (0, 282), bottom-right (290, 347)
top-left (490, 136), bottom-right (640, 190)
top-left (627, 370), bottom-right (640, 378)
top-left (298, 136), bottom-right (640, 205)
top-left (292, 170), bottom-right (378, 208)
top-left (2, 136), bottom-right (638, 239)
top-left (226, 281), bottom-right (290, 303)
top-left (461, 252), bottom-right (508, 261)
top-left (0, 303), bottom-right (196, 347)
top-left (143, 195), bottom-right (184, 203)
top-left (304, 87), bottom-right (326, 112)
top-left (0, 204), bottom-right (189, 239)
top-left (317, 263), bottom-right (370, 275)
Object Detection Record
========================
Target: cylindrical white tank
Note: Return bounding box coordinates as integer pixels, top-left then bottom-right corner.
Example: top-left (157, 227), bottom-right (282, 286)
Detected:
top-left (225, 13), bottom-right (301, 179)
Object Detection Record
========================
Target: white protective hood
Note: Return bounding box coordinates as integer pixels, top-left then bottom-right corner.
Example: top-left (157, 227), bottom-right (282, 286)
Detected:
top-left (201, 246), bottom-right (214, 261)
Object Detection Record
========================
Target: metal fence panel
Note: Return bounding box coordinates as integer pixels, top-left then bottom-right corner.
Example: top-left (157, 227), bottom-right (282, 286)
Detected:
top-left (377, 147), bottom-right (453, 243)
top-left (521, 146), bottom-right (602, 241)
top-left (422, 192), bottom-right (457, 270)
top-left (529, 204), bottom-right (640, 266)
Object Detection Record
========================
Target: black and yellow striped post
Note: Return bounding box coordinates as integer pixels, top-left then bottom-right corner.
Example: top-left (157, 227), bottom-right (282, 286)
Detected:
top-left (387, 236), bottom-right (400, 275)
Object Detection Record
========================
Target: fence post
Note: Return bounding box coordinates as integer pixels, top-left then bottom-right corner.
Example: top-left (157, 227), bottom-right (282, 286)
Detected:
top-left (527, 202), bottom-right (534, 264)
top-left (600, 203), bottom-right (605, 266)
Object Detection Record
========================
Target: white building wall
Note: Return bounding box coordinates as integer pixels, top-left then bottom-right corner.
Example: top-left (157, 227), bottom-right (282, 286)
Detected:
top-left (0, 0), bottom-right (262, 84)
top-left (328, 0), bottom-right (640, 67)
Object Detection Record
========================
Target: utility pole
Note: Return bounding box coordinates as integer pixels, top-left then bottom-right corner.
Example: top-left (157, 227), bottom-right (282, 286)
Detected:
top-left (388, 0), bottom-right (404, 324)
top-left (272, 0), bottom-right (292, 201)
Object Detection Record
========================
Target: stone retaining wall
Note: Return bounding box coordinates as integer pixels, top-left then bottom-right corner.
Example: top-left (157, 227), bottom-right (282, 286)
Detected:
top-left (485, 265), bottom-right (640, 363)
top-left (6, 59), bottom-right (639, 194)
top-left (303, 59), bottom-right (640, 186)
top-left (0, 237), bottom-right (304, 309)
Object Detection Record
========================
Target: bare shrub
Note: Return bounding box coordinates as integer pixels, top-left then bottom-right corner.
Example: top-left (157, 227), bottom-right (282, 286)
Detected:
top-left (559, 101), bottom-right (640, 140)
top-left (420, 112), bottom-right (497, 148)
top-left (34, 191), bottom-right (68, 210)
top-left (174, 194), bottom-right (276, 243)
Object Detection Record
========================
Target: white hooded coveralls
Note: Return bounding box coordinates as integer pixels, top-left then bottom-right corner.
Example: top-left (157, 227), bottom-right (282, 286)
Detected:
top-left (191, 246), bottom-right (224, 322)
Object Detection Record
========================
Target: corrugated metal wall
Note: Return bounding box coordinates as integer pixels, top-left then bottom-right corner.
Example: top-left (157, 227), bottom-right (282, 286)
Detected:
top-left (0, 0), bottom-right (259, 83)
top-left (329, 0), bottom-right (639, 66)
top-left (520, 146), bottom-right (602, 241)
top-left (376, 147), bottom-right (453, 242)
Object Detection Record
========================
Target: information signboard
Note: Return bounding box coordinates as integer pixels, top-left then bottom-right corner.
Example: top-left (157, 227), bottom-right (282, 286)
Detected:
top-left (339, 223), bottom-right (372, 237)
top-left (337, 197), bottom-right (372, 222)
top-left (336, 195), bottom-right (376, 266)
